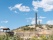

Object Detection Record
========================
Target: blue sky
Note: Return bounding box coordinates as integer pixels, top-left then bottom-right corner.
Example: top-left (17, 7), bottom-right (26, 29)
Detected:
top-left (0, 0), bottom-right (53, 30)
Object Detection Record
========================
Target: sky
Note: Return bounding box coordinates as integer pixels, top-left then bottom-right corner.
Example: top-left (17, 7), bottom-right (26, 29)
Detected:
top-left (0, 0), bottom-right (53, 30)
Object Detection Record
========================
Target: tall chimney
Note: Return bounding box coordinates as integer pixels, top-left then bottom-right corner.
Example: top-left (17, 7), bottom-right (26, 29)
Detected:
top-left (35, 13), bottom-right (37, 30)
top-left (39, 20), bottom-right (40, 25)
top-left (35, 13), bottom-right (37, 27)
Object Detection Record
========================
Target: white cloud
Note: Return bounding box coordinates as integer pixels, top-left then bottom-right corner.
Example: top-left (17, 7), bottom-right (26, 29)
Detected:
top-left (8, 7), bottom-right (13, 11)
top-left (26, 17), bottom-right (42, 24)
top-left (46, 20), bottom-right (53, 25)
top-left (1, 20), bottom-right (8, 23)
top-left (32, 0), bottom-right (53, 12)
top-left (31, 18), bottom-right (35, 24)
top-left (26, 17), bottom-right (32, 22)
top-left (31, 18), bottom-right (42, 24)
top-left (39, 16), bottom-right (46, 19)
top-left (14, 11), bottom-right (18, 13)
top-left (0, 26), bottom-right (6, 29)
top-left (9, 4), bottom-right (30, 12)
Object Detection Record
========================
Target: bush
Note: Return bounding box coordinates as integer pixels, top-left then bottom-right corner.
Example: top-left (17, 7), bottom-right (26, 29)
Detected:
top-left (0, 34), bottom-right (23, 40)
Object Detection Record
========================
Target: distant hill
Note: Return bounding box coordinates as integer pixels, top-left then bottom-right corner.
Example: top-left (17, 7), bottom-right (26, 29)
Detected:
top-left (12, 24), bottom-right (53, 32)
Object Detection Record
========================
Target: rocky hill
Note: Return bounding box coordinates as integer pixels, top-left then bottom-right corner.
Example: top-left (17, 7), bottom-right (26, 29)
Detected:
top-left (12, 24), bottom-right (53, 32)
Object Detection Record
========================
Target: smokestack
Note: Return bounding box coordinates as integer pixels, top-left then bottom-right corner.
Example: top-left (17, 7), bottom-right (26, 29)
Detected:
top-left (35, 12), bottom-right (37, 31)
top-left (35, 13), bottom-right (37, 27)
top-left (39, 20), bottom-right (40, 25)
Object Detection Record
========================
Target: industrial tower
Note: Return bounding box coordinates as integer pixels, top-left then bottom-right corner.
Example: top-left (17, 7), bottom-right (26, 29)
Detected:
top-left (35, 13), bottom-right (37, 30)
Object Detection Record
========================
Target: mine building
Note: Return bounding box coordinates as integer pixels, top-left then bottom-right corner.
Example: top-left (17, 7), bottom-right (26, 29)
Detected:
top-left (2, 28), bottom-right (14, 36)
